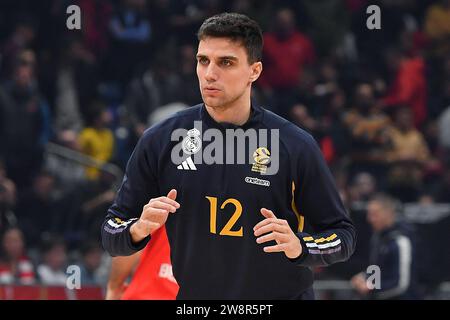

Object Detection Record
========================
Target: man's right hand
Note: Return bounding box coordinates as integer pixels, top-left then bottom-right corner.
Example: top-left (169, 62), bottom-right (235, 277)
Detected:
top-left (130, 189), bottom-right (179, 243)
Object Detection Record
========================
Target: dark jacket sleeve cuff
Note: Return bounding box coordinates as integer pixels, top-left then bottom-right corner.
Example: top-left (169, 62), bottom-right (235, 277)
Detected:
top-left (126, 220), bottom-right (151, 252)
top-left (288, 232), bottom-right (310, 264)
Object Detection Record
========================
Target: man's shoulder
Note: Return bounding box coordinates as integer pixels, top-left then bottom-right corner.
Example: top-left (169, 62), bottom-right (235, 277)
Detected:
top-left (142, 104), bottom-right (202, 138)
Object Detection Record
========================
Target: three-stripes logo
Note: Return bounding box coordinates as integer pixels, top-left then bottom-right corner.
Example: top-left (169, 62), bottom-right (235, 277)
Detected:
top-left (177, 156), bottom-right (197, 171)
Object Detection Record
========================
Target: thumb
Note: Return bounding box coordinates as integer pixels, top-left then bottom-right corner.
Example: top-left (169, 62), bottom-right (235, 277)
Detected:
top-left (260, 208), bottom-right (276, 219)
top-left (167, 189), bottom-right (177, 201)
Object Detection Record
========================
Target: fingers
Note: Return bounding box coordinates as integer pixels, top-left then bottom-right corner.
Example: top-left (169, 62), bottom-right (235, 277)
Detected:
top-left (253, 217), bottom-right (286, 232)
top-left (139, 191), bottom-right (180, 237)
top-left (145, 200), bottom-right (177, 213)
top-left (262, 243), bottom-right (287, 253)
top-left (147, 196), bottom-right (180, 210)
top-left (142, 207), bottom-right (169, 216)
top-left (167, 189), bottom-right (177, 201)
top-left (256, 231), bottom-right (288, 244)
top-left (260, 208), bottom-right (276, 219)
top-left (254, 222), bottom-right (288, 237)
top-left (254, 210), bottom-right (301, 258)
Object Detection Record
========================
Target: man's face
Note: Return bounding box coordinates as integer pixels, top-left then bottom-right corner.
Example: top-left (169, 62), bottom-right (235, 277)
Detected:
top-left (367, 201), bottom-right (392, 232)
top-left (196, 37), bottom-right (261, 109)
top-left (2, 229), bottom-right (24, 259)
top-left (14, 64), bottom-right (33, 88)
top-left (396, 108), bottom-right (413, 130)
top-left (354, 84), bottom-right (375, 111)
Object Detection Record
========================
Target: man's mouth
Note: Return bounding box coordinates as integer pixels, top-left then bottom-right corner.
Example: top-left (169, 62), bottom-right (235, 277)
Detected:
top-left (203, 87), bottom-right (221, 95)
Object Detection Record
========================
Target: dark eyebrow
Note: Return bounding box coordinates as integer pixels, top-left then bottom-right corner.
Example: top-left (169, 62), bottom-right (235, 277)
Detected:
top-left (196, 54), bottom-right (239, 61)
top-left (219, 56), bottom-right (238, 61)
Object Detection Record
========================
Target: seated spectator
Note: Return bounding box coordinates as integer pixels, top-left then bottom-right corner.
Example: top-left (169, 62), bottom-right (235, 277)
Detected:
top-left (351, 194), bottom-right (422, 299)
top-left (36, 235), bottom-right (68, 286)
top-left (342, 83), bottom-right (392, 173)
top-left (15, 170), bottom-right (58, 247)
top-left (0, 227), bottom-right (35, 285)
top-left (385, 107), bottom-right (431, 201)
top-left (78, 100), bottom-right (114, 180)
top-left (78, 241), bottom-right (106, 286)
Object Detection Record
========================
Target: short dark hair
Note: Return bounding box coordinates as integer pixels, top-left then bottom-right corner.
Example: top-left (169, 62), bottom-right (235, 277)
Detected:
top-left (197, 12), bottom-right (263, 64)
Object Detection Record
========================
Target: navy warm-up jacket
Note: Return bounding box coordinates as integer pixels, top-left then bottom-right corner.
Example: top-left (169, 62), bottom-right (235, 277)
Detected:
top-left (102, 103), bottom-right (356, 299)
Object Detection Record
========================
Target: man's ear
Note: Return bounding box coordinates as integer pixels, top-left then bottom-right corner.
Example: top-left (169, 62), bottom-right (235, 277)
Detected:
top-left (249, 61), bottom-right (263, 83)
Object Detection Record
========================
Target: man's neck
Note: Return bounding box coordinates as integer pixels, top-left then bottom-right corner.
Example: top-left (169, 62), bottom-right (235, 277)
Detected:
top-left (205, 99), bottom-right (251, 126)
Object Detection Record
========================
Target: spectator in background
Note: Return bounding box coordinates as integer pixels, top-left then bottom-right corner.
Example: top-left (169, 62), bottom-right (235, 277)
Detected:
top-left (54, 36), bottom-right (98, 132)
top-left (342, 83), bottom-right (392, 175)
top-left (78, 100), bottom-right (114, 180)
top-left (382, 47), bottom-right (427, 127)
top-left (107, 0), bottom-right (152, 87)
top-left (122, 52), bottom-right (187, 156)
top-left (78, 0), bottom-right (113, 58)
top-left (350, 0), bottom-right (412, 69)
top-left (424, 0), bottom-right (450, 58)
top-left (0, 49), bottom-right (51, 189)
top-left (162, 0), bottom-right (222, 47)
top-left (0, 227), bottom-right (35, 285)
top-left (259, 7), bottom-right (316, 118)
top-left (44, 130), bottom-right (86, 196)
top-left (0, 17), bottom-right (36, 80)
top-left (79, 169), bottom-right (117, 241)
top-left (322, 88), bottom-right (351, 163)
top-left (348, 172), bottom-right (378, 205)
top-left (177, 44), bottom-right (203, 106)
top-left (293, 65), bottom-right (318, 108)
top-left (79, 241), bottom-right (106, 286)
top-left (301, 0), bottom-right (350, 56)
top-left (123, 66), bottom-right (160, 141)
top-left (351, 194), bottom-right (421, 300)
top-left (385, 107), bottom-right (431, 202)
top-left (15, 170), bottom-right (58, 247)
top-left (36, 235), bottom-right (68, 285)
top-left (291, 60), bottom-right (339, 125)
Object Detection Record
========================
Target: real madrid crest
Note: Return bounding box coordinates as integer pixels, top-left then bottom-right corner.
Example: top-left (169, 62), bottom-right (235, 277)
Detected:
top-left (182, 128), bottom-right (202, 155)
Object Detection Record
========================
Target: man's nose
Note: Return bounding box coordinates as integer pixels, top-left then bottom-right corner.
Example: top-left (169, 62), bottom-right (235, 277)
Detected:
top-left (205, 63), bottom-right (219, 82)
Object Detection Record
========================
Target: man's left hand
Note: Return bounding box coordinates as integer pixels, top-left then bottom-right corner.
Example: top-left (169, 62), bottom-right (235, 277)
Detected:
top-left (254, 208), bottom-right (302, 259)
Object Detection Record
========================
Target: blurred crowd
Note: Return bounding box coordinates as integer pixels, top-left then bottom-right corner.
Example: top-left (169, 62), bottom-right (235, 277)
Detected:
top-left (0, 0), bottom-right (449, 293)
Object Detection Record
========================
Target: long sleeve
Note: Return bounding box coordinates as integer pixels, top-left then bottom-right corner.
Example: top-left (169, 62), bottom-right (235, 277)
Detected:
top-left (291, 132), bottom-right (356, 267)
top-left (101, 132), bottom-right (160, 256)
